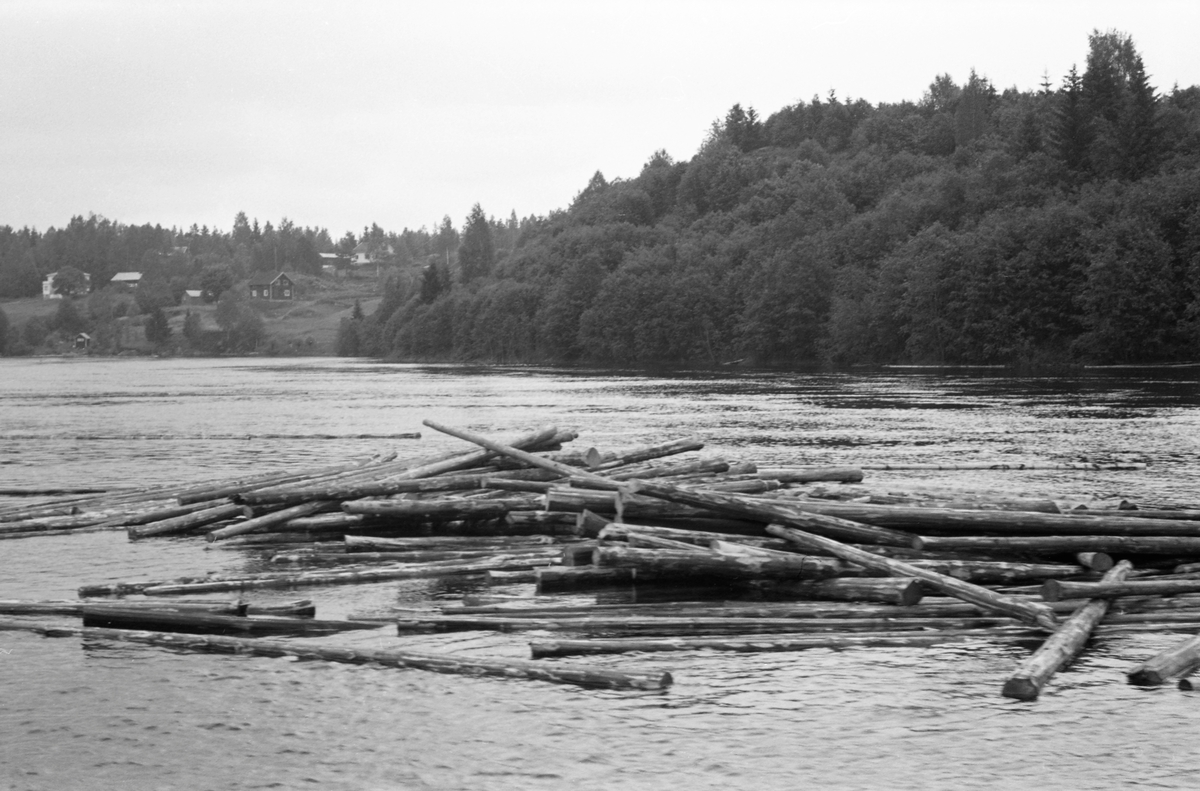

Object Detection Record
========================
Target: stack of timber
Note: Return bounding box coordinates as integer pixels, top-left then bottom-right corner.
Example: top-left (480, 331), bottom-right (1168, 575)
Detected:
top-left (11, 418), bottom-right (1200, 698)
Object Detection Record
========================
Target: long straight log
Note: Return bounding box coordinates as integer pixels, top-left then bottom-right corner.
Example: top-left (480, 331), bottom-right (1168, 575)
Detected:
top-left (773, 500), bottom-right (1200, 537)
top-left (344, 535), bottom-right (556, 551)
top-left (765, 525), bottom-right (1059, 629)
top-left (140, 555), bottom-right (557, 595)
top-left (591, 438), bottom-right (705, 471)
top-left (399, 614), bottom-right (1016, 636)
top-left (238, 475), bottom-right (487, 506)
top-left (529, 629), bottom-right (1018, 658)
top-left (422, 420), bottom-right (613, 484)
top-left (80, 607), bottom-right (381, 636)
top-left (595, 545), bottom-right (848, 582)
top-left (751, 577), bottom-right (926, 606)
top-left (76, 627), bottom-right (672, 690)
top-left (756, 467), bottom-right (865, 483)
top-left (1043, 578), bottom-right (1200, 602)
top-left (1002, 560), bottom-right (1133, 700)
top-left (342, 495), bottom-right (541, 519)
top-left (129, 502), bottom-right (246, 539)
top-left (858, 462), bottom-right (1145, 471)
top-left (536, 566), bottom-right (637, 592)
top-left (916, 535), bottom-right (1200, 555)
top-left (625, 480), bottom-right (916, 547)
top-left (207, 501), bottom-right (335, 542)
top-left (1127, 634), bottom-right (1200, 686)
top-left (904, 559), bottom-right (1086, 584)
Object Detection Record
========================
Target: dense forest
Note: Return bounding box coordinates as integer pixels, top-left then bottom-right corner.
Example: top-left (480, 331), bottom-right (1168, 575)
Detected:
top-left (3, 31), bottom-right (1199, 365)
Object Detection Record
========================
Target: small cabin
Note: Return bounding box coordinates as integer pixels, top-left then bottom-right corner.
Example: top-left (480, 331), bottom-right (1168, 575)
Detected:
top-left (248, 272), bottom-right (294, 301)
top-left (182, 289), bottom-right (204, 305)
top-left (74, 332), bottom-right (92, 350)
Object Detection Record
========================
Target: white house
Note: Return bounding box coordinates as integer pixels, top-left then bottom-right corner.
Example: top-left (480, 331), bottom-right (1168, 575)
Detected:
top-left (350, 242), bottom-right (394, 266)
top-left (42, 271), bottom-right (92, 299)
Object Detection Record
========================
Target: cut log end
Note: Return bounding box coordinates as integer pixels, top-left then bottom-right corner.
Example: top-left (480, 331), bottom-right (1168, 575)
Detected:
top-left (1001, 676), bottom-right (1040, 701)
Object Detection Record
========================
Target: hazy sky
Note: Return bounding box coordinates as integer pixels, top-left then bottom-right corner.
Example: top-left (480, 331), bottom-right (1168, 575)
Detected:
top-left (2, 1), bottom-right (1197, 238)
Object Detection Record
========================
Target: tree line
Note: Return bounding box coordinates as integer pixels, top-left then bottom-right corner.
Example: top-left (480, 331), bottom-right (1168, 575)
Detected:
top-left (3, 30), bottom-right (1198, 366)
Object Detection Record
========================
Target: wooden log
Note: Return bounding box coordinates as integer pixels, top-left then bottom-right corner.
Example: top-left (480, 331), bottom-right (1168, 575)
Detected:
top-left (76, 627), bottom-right (672, 690)
top-left (0, 599), bottom-right (248, 616)
top-left (624, 480), bottom-right (916, 546)
top-left (102, 499), bottom-right (229, 528)
top-left (591, 438), bottom-right (705, 471)
top-left (529, 629), bottom-right (1017, 658)
top-left (752, 577), bottom-right (926, 606)
top-left (1043, 579), bottom-right (1200, 602)
top-left (80, 607), bottom-right (381, 636)
top-left (765, 525), bottom-right (1059, 630)
top-left (1076, 552), bottom-right (1115, 571)
top-left (1003, 560), bottom-right (1134, 700)
top-left (277, 547), bottom-right (563, 565)
top-left (561, 541), bottom-right (598, 566)
top-left (548, 489), bottom-right (716, 521)
top-left (1128, 634), bottom-right (1200, 686)
top-left (756, 467), bottom-right (865, 484)
top-left (505, 511), bottom-right (579, 529)
top-left (238, 475), bottom-right (487, 505)
top-left (399, 614), bottom-right (1016, 636)
top-left (342, 496), bottom-right (541, 519)
top-left (608, 457), bottom-right (730, 481)
top-left (595, 544), bottom-right (848, 582)
top-left (904, 559), bottom-right (1086, 584)
top-left (422, 420), bottom-right (612, 484)
top-left (128, 502), bottom-right (246, 539)
top-left (207, 501), bottom-right (335, 542)
top-left (626, 534), bottom-right (717, 553)
top-left (858, 462), bottom-right (1146, 471)
top-left (345, 535), bottom-right (555, 551)
top-left (576, 509), bottom-right (610, 538)
top-left (915, 535), bottom-right (1200, 555)
top-left (486, 569), bottom-right (541, 584)
top-left (140, 555), bottom-right (557, 595)
top-left (774, 500), bottom-right (1200, 537)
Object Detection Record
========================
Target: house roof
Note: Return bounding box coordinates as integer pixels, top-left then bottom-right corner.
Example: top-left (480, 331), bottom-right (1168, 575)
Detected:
top-left (319, 253), bottom-right (344, 260)
top-left (248, 272), bottom-right (291, 287)
top-left (184, 289), bottom-right (202, 298)
top-left (111, 272), bottom-right (143, 282)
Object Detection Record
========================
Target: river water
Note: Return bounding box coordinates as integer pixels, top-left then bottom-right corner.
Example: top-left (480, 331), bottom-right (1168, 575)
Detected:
top-left (2, 357), bottom-right (1199, 790)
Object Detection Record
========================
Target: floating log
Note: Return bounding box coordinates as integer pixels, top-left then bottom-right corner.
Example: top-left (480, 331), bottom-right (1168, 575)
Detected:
top-left (103, 498), bottom-right (230, 528)
top-left (207, 501), bottom-right (335, 542)
top-left (76, 627), bottom-right (672, 690)
top-left (1128, 634), bottom-right (1200, 686)
top-left (608, 457), bottom-right (730, 481)
top-left (594, 545), bottom-right (848, 582)
top-left (756, 467), bottom-right (865, 484)
top-left (237, 475), bottom-right (487, 506)
top-left (858, 462), bottom-right (1146, 471)
top-left (1003, 561), bottom-right (1133, 700)
top-left (80, 606), bottom-right (381, 636)
top-left (626, 534), bottom-right (716, 553)
top-left (505, 511), bottom-right (579, 529)
top-left (915, 535), bottom-right (1200, 555)
top-left (561, 541), bottom-right (599, 566)
top-left (591, 438), bottom-right (705, 471)
top-left (765, 525), bottom-right (1059, 630)
top-left (752, 577), bottom-right (926, 606)
top-left (528, 629), bottom-right (1022, 658)
top-left (624, 481), bottom-right (916, 547)
top-left (422, 420), bottom-right (612, 484)
top-left (276, 547), bottom-right (563, 564)
top-left (904, 559), bottom-right (1086, 584)
top-left (344, 535), bottom-right (555, 551)
top-left (140, 555), bottom-right (557, 595)
top-left (778, 501), bottom-right (1200, 537)
top-left (129, 502), bottom-right (246, 539)
top-left (341, 496), bottom-right (541, 519)
top-left (1043, 579), bottom-right (1200, 602)
top-left (0, 599), bottom-right (248, 616)
top-left (399, 614), bottom-right (1016, 636)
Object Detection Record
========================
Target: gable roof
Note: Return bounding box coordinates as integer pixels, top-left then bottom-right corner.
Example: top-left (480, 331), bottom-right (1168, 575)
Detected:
top-left (111, 271), bottom-right (143, 282)
top-left (248, 272), bottom-right (291, 288)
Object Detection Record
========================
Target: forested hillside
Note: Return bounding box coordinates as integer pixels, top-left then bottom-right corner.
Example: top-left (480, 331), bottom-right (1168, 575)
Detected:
top-left (3, 30), bottom-right (1198, 365)
top-left (347, 30), bottom-right (1200, 367)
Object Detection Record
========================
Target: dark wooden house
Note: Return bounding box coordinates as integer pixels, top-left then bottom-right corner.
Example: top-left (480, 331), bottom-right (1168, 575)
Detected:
top-left (248, 272), bottom-right (294, 301)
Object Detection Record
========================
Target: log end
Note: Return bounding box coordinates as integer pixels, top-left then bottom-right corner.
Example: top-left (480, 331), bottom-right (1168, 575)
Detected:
top-left (897, 579), bottom-right (925, 607)
top-left (1179, 678), bottom-right (1195, 691)
top-left (1041, 580), bottom-right (1064, 603)
top-left (1001, 676), bottom-right (1039, 701)
top-left (1127, 668), bottom-right (1165, 686)
top-left (1076, 552), bottom-right (1114, 572)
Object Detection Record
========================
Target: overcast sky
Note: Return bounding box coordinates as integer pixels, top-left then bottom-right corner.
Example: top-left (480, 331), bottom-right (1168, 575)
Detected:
top-left (2, 1), bottom-right (1197, 238)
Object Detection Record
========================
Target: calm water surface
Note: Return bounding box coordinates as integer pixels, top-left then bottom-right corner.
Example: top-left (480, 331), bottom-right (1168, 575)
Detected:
top-left (2, 357), bottom-right (1199, 790)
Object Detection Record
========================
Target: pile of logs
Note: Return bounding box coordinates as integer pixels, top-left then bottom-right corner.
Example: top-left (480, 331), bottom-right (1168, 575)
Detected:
top-left (7, 418), bottom-right (1200, 698)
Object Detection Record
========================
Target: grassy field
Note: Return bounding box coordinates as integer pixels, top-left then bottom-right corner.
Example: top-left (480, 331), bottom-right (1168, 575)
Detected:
top-left (2, 272), bottom-right (386, 356)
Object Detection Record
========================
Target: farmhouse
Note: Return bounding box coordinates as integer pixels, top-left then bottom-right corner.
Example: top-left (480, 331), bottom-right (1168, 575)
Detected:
top-left (42, 271), bottom-right (92, 299)
top-left (248, 272), bottom-right (294, 301)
